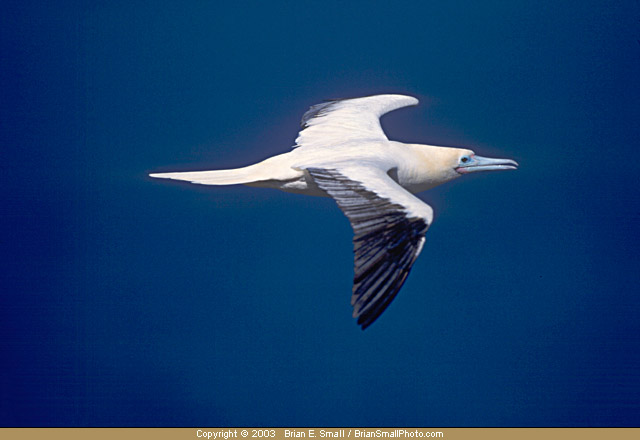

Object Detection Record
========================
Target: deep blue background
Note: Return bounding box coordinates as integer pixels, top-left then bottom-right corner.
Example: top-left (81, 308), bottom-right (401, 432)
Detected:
top-left (2, 0), bottom-right (639, 427)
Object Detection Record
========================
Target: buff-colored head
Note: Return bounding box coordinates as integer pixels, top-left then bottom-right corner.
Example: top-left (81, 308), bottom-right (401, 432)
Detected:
top-left (408, 144), bottom-right (518, 192)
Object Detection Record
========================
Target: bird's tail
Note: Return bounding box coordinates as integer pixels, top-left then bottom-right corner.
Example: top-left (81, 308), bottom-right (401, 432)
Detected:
top-left (149, 162), bottom-right (266, 186)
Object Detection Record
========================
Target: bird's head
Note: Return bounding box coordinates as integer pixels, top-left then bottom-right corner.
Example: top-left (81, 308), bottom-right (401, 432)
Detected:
top-left (409, 145), bottom-right (518, 191)
top-left (451, 149), bottom-right (518, 175)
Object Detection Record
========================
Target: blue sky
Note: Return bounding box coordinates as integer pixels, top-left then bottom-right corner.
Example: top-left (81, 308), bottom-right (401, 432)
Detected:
top-left (2, 0), bottom-right (639, 427)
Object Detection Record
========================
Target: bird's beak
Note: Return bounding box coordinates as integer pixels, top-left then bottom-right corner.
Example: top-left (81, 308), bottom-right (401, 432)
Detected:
top-left (455, 155), bottom-right (519, 174)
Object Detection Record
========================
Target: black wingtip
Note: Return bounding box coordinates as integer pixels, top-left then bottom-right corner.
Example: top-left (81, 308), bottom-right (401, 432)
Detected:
top-left (359, 321), bottom-right (374, 331)
top-left (300, 100), bottom-right (341, 128)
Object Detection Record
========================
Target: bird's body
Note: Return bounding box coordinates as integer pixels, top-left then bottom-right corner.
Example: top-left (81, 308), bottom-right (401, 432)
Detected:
top-left (193, 141), bottom-right (463, 196)
top-left (151, 94), bottom-right (518, 329)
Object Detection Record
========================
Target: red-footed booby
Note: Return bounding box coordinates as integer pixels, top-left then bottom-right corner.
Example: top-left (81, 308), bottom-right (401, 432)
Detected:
top-left (150, 94), bottom-right (518, 329)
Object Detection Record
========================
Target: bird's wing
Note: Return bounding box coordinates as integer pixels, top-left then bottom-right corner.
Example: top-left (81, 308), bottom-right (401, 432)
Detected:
top-left (306, 166), bottom-right (433, 329)
top-left (294, 94), bottom-right (419, 149)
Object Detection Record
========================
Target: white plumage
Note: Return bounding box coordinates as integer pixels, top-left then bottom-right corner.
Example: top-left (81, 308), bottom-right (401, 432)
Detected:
top-left (150, 94), bottom-right (518, 329)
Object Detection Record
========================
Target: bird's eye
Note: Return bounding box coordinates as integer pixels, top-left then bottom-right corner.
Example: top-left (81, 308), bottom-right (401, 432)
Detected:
top-left (460, 156), bottom-right (470, 164)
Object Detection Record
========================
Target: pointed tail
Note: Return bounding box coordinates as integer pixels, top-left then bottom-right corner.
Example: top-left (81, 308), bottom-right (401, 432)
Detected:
top-left (149, 163), bottom-right (265, 186)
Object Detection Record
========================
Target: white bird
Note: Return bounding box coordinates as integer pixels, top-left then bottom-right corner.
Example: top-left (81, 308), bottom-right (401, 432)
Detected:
top-left (150, 94), bottom-right (518, 329)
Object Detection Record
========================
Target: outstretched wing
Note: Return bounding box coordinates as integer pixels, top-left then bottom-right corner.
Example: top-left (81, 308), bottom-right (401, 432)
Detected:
top-left (306, 166), bottom-right (433, 329)
top-left (294, 94), bottom-right (419, 150)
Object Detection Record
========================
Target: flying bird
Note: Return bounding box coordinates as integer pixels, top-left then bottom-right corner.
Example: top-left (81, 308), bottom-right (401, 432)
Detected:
top-left (150, 94), bottom-right (518, 329)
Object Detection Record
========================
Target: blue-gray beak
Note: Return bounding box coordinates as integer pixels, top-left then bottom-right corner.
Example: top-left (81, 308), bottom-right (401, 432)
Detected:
top-left (455, 154), bottom-right (519, 174)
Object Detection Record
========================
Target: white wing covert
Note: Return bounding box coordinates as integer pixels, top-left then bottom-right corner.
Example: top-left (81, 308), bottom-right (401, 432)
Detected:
top-left (294, 94), bottom-right (419, 150)
top-left (306, 165), bottom-right (433, 329)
